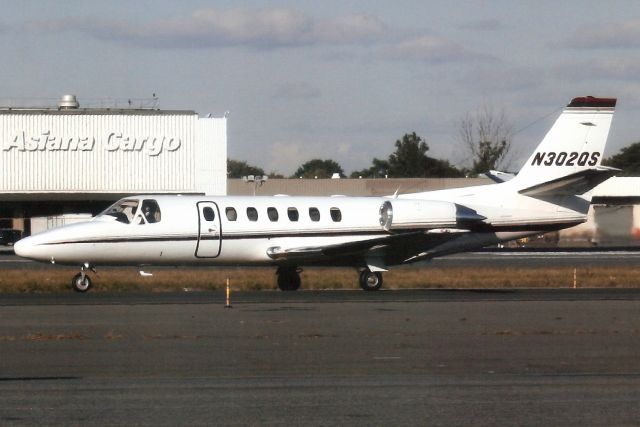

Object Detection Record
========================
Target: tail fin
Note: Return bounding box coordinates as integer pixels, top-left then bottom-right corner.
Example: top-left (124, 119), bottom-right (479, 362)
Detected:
top-left (513, 96), bottom-right (616, 190)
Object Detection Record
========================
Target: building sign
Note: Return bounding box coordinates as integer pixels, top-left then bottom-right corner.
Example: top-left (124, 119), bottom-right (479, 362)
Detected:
top-left (3, 131), bottom-right (182, 156)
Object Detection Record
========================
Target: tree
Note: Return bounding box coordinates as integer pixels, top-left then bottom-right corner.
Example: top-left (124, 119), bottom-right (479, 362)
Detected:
top-left (389, 132), bottom-right (463, 177)
top-left (227, 159), bottom-right (265, 178)
top-left (353, 132), bottom-right (463, 178)
top-left (603, 142), bottom-right (640, 175)
top-left (350, 158), bottom-right (390, 178)
top-left (459, 106), bottom-right (513, 176)
top-left (292, 159), bottom-right (345, 178)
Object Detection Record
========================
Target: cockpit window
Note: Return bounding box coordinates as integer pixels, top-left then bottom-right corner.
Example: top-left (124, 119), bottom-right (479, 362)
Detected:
top-left (99, 199), bottom-right (139, 224)
top-left (141, 199), bottom-right (161, 223)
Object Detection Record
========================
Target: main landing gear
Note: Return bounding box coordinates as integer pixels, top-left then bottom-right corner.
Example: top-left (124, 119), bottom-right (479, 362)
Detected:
top-left (276, 266), bottom-right (301, 291)
top-left (359, 268), bottom-right (383, 291)
top-left (71, 264), bottom-right (95, 293)
top-left (276, 266), bottom-right (384, 291)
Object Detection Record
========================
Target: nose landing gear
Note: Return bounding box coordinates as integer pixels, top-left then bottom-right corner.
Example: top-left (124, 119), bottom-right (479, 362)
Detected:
top-left (71, 264), bottom-right (95, 293)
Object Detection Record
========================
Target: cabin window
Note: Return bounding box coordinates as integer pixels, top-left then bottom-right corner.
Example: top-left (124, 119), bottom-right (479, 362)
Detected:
top-left (247, 207), bottom-right (258, 221)
top-left (330, 207), bottom-right (342, 222)
top-left (267, 207), bottom-right (279, 222)
top-left (287, 207), bottom-right (299, 222)
top-left (203, 207), bottom-right (216, 221)
top-left (141, 199), bottom-right (161, 223)
top-left (225, 207), bottom-right (237, 221)
top-left (99, 199), bottom-right (139, 224)
top-left (309, 207), bottom-right (320, 222)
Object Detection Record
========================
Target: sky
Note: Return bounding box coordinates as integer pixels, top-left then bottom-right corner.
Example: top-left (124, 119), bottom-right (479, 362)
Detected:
top-left (2, 1), bottom-right (640, 175)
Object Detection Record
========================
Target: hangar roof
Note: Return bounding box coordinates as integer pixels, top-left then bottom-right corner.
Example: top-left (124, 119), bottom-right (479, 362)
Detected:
top-left (0, 108), bottom-right (196, 115)
top-left (593, 177), bottom-right (640, 198)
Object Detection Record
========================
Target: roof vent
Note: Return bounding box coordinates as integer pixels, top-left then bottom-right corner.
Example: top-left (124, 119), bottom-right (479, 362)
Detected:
top-left (58, 94), bottom-right (79, 109)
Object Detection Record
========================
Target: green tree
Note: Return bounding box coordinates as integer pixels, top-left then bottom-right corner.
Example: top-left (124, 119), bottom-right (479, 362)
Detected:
top-left (350, 158), bottom-right (390, 178)
top-left (390, 132), bottom-right (462, 177)
top-left (227, 159), bottom-right (265, 178)
top-left (354, 132), bottom-right (463, 178)
top-left (603, 142), bottom-right (640, 175)
top-left (292, 159), bottom-right (345, 178)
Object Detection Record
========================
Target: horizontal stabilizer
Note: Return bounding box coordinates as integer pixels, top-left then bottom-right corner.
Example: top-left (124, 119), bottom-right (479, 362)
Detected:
top-left (484, 170), bottom-right (516, 183)
top-left (518, 166), bottom-right (619, 197)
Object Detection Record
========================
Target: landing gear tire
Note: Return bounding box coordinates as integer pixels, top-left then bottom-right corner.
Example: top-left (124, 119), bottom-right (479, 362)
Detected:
top-left (277, 267), bottom-right (301, 291)
top-left (71, 273), bottom-right (92, 293)
top-left (359, 269), bottom-right (383, 291)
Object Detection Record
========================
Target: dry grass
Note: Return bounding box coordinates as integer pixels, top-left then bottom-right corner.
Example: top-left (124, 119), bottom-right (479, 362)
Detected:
top-left (0, 265), bottom-right (639, 293)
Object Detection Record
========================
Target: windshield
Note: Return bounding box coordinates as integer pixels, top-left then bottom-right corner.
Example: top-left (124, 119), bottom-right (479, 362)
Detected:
top-left (141, 199), bottom-right (161, 223)
top-left (98, 199), bottom-right (139, 224)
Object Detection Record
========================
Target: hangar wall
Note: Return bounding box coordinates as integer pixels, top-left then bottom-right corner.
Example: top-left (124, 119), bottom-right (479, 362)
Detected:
top-left (0, 95), bottom-right (227, 233)
top-left (0, 110), bottom-right (226, 194)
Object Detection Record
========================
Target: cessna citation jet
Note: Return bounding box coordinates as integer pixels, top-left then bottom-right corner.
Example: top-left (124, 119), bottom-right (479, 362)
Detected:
top-left (15, 96), bottom-right (618, 292)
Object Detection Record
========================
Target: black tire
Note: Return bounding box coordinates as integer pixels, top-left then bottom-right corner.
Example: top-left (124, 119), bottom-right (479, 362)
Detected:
top-left (359, 269), bottom-right (383, 291)
top-left (277, 268), bottom-right (301, 291)
top-left (71, 273), bottom-right (92, 293)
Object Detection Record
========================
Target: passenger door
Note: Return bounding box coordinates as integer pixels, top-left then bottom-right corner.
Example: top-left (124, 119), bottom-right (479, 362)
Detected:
top-left (196, 201), bottom-right (222, 258)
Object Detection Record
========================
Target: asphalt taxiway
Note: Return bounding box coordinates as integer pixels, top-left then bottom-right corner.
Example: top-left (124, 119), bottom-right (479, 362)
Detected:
top-left (0, 289), bottom-right (639, 426)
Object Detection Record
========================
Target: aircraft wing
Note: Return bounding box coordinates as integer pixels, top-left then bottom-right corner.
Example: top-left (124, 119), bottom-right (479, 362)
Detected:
top-left (266, 229), bottom-right (468, 266)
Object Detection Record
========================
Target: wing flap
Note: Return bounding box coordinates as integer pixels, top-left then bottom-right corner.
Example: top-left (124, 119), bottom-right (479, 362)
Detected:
top-left (266, 230), bottom-right (468, 264)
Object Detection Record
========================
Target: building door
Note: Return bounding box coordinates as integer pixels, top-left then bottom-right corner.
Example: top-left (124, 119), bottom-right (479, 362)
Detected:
top-left (196, 201), bottom-right (222, 258)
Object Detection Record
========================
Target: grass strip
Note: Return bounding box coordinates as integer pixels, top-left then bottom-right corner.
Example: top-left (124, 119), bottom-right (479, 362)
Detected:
top-left (0, 266), bottom-right (638, 293)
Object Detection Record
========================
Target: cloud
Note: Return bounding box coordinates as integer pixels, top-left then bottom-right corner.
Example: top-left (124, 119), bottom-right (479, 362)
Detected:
top-left (267, 142), bottom-right (314, 174)
top-left (27, 7), bottom-right (490, 65)
top-left (29, 8), bottom-right (387, 49)
top-left (273, 82), bottom-right (321, 100)
top-left (553, 57), bottom-right (640, 81)
top-left (312, 14), bottom-right (386, 44)
top-left (564, 19), bottom-right (640, 49)
top-left (458, 64), bottom-right (541, 93)
top-left (458, 18), bottom-right (504, 32)
top-left (382, 35), bottom-right (494, 63)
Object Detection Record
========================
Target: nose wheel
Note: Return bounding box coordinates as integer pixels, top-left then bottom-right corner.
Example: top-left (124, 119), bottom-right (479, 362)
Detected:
top-left (71, 265), bottom-right (95, 292)
top-left (72, 273), bottom-right (92, 292)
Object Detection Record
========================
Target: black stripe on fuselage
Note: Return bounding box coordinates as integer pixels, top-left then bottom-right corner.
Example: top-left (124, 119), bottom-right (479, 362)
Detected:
top-left (39, 229), bottom-right (392, 246)
top-left (36, 221), bottom-right (580, 246)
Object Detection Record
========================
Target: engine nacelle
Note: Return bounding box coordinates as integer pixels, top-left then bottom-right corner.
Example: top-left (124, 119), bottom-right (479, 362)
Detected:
top-left (379, 199), bottom-right (484, 231)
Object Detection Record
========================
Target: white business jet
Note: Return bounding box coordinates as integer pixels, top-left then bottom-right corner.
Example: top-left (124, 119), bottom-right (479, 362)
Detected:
top-left (15, 96), bottom-right (618, 292)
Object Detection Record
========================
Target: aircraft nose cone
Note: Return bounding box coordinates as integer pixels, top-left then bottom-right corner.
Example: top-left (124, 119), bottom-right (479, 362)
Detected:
top-left (13, 236), bottom-right (42, 261)
top-left (13, 237), bottom-right (32, 258)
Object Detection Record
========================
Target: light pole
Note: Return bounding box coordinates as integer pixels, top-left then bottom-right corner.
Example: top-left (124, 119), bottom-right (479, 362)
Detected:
top-left (242, 175), bottom-right (268, 196)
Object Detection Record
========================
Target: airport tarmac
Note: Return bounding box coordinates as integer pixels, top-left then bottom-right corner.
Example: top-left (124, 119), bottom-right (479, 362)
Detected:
top-left (0, 289), bottom-right (639, 425)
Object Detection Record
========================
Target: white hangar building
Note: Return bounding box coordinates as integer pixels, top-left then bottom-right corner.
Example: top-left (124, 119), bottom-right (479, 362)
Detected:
top-left (0, 95), bottom-right (227, 235)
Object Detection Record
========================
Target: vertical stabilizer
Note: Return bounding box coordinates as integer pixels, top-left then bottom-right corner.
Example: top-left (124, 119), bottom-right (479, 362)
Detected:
top-left (513, 96), bottom-right (616, 189)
